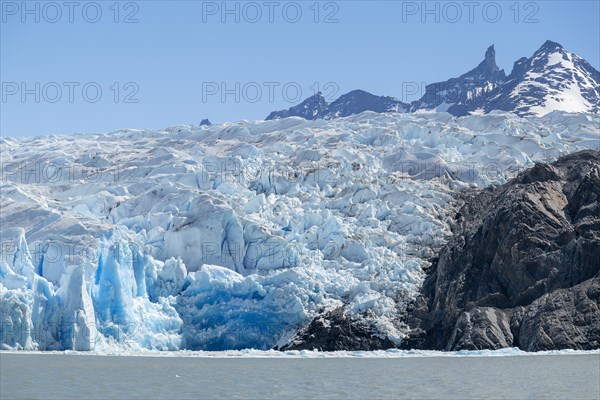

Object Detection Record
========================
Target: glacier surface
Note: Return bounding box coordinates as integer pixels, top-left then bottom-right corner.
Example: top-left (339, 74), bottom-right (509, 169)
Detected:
top-left (0, 111), bottom-right (598, 351)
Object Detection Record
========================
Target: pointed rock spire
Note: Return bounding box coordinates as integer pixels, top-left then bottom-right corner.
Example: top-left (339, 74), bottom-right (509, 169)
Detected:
top-left (484, 44), bottom-right (499, 73)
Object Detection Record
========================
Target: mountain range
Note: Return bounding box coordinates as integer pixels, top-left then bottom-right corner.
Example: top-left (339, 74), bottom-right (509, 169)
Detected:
top-left (266, 40), bottom-right (600, 120)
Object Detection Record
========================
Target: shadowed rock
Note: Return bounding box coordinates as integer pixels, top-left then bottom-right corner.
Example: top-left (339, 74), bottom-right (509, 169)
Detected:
top-left (402, 150), bottom-right (600, 351)
top-left (279, 307), bottom-right (397, 351)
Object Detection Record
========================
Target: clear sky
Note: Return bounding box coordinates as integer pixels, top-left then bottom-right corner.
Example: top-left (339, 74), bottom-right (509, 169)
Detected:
top-left (1, 0), bottom-right (599, 137)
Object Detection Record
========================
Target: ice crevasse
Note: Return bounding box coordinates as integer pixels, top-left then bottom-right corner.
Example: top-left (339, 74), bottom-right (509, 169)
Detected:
top-left (1, 111), bottom-right (598, 351)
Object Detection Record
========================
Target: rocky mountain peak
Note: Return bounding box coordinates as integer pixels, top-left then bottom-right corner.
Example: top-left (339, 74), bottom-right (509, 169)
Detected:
top-left (266, 91), bottom-right (329, 120)
top-left (465, 44), bottom-right (505, 79)
top-left (539, 40), bottom-right (565, 52)
top-left (483, 44), bottom-right (499, 74)
top-left (266, 40), bottom-right (599, 120)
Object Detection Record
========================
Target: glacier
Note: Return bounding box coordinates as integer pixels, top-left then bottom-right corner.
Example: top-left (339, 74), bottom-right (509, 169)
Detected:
top-left (1, 111), bottom-right (598, 351)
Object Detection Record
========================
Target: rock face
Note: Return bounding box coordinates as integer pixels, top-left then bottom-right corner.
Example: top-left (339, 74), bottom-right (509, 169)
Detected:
top-left (279, 308), bottom-right (397, 351)
top-left (266, 92), bottom-right (329, 120)
top-left (320, 90), bottom-right (409, 119)
top-left (409, 44), bottom-right (506, 116)
top-left (403, 150), bottom-right (600, 351)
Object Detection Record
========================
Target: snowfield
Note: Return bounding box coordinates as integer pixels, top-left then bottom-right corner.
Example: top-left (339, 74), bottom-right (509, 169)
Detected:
top-left (1, 111), bottom-right (598, 351)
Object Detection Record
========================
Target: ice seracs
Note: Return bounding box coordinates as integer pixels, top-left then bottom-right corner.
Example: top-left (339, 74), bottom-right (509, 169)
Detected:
top-left (1, 110), bottom-right (598, 351)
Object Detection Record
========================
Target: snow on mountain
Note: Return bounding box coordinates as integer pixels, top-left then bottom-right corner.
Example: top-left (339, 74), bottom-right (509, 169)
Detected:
top-left (266, 41), bottom-right (600, 119)
top-left (1, 111), bottom-right (598, 351)
top-left (482, 40), bottom-right (600, 116)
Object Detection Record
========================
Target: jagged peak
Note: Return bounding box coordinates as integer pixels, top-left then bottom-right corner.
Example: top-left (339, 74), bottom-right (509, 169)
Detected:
top-left (307, 91), bottom-right (325, 99)
top-left (299, 91), bottom-right (328, 106)
top-left (463, 44), bottom-right (503, 79)
top-left (531, 40), bottom-right (568, 60)
top-left (510, 56), bottom-right (530, 76)
top-left (539, 40), bottom-right (564, 51)
top-left (484, 44), bottom-right (498, 72)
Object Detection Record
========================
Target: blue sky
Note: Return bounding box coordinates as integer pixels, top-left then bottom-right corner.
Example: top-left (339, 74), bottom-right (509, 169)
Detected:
top-left (1, 0), bottom-right (599, 137)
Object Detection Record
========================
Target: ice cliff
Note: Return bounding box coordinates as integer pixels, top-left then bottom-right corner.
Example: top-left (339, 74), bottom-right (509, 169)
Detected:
top-left (1, 111), bottom-right (598, 350)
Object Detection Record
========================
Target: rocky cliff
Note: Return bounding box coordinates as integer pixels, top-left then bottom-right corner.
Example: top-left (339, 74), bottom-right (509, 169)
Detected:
top-left (402, 149), bottom-right (600, 351)
top-left (285, 150), bottom-right (600, 351)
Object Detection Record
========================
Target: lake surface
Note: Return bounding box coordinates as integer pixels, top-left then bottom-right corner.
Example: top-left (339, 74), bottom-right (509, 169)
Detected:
top-left (1, 352), bottom-right (599, 399)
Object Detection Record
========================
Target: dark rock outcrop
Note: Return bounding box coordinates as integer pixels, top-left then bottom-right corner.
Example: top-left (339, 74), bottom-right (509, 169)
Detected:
top-left (279, 307), bottom-right (397, 351)
top-left (403, 150), bottom-right (600, 351)
top-left (409, 44), bottom-right (506, 116)
top-left (266, 92), bottom-right (329, 121)
top-left (321, 90), bottom-right (409, 119)
top-left (266, 90), bottom-right (409, 121)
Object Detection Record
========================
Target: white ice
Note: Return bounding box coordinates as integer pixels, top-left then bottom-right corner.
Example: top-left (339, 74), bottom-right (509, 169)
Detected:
top-left (1, 111), bottom-right (598, 351)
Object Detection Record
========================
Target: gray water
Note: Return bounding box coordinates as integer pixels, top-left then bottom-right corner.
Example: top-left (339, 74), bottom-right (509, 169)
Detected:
top-left (1, 353), bottom-right (599, 399)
